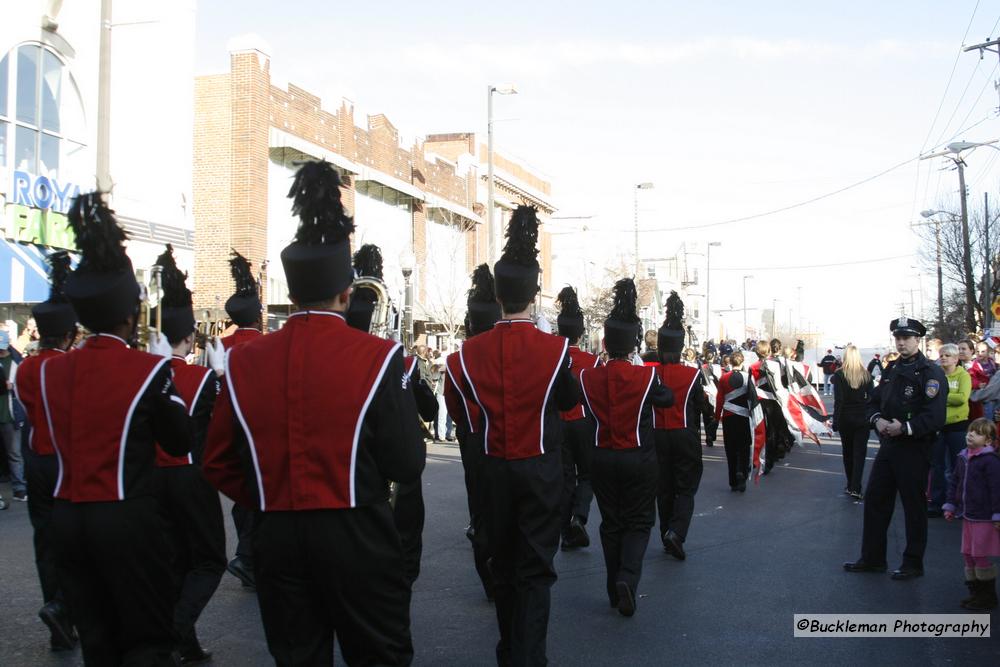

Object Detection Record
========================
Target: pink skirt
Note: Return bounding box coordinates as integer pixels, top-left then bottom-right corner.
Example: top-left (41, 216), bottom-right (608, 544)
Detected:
top-left (961, 519), bottom-right (1000, 558)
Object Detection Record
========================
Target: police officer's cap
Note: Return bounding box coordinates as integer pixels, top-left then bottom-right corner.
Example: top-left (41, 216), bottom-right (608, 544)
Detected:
top-left (889, 316), bottom-right (926, 338)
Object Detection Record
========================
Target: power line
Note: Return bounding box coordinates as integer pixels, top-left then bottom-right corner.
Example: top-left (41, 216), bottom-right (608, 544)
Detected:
top-left (932, 59), bottom-right (984, 148)
top-left (713, 254), bottom-right (914, 272)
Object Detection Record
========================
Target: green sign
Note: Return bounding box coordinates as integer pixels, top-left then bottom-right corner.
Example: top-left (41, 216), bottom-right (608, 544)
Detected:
top-left (4, 203), bottom-right (77, 250)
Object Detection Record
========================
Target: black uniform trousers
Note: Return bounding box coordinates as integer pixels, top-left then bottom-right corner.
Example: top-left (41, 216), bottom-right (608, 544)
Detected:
top-left (654, 429), bottom-right (704, 542)
top-left (592, 446), bottom-right (657, 604)
top-left (156, 465), bottom-right (226, 652)
top-left (254, 504), bottom-right (414, 667)
top-left (482, 448), bottom-right (562, 667)
top-left (25, 449), bottom-right (61, 605)
top-left (231, 504), bottom-right (259, 565)
top-left (457, 425), bottom-right (493, 598)
top-left (52, 496), bottom-right (176, 666)
top-left (861, 439), bottom-right (931, 569)
top-left (560, 417), bottom-right (595, 531)
top-left (839, 421), bottom-right (871, 495)
top-left (392, 478), bottom-right (425, 585)
top-left (721, 415), bottom-right (751, 488)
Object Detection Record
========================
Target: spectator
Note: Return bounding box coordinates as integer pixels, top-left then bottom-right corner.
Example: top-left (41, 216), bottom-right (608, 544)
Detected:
top-left (820, 349), bottom-right (837, 396)
top-left (928, 343), bottom-right (971, 517)
top-left (972, 341), bottom-right (997, 422)
top-left (926, 338), bottom-right (942, 362)
top-left (960, 338), bottom-right (986, 421)
top-left (14, 318), bottom-right (38, 355)
top-left (832, 345), bottom-right (874, 499)
top-left (0, 330), bottom-right (26, 501)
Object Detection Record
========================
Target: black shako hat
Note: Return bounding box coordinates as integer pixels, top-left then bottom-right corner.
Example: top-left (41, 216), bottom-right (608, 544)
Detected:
top-left (466, 264), bottom-right (502, 337)
top-left (604, 278), bottom-right (641, 355)
top-left (280, 161), bottom-right (355, 304)
top-left (225, 250), bottom-right (261, 327)
top-left (153, 244), bottom-right (195, 343)
top-left (63, 192), bottom-right (140, 333)
top-left (556, 285), bottom-right (584, 340)
top-left (494, 205), bottom-right (540, 305)
top-left (32, 251), bottom-right (77, 338)
top-left (890, 315), bottom-right (926, 338)
top-left (345, 243), bottom-right (382, 332)
top-left (658, 290), bottom-right (686, 355)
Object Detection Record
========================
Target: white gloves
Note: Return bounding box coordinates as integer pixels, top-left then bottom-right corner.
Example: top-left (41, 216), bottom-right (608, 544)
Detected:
top-left (205, 337), bottom-right (226, 375)
top-left (149, 332), bottom-right (173, 359)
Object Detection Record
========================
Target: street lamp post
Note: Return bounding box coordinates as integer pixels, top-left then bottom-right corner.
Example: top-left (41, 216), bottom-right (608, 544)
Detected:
top-left (487, 84), bottom-right (517, 265)
top-left (633, 182), bottom-right (654, 277)
top-left (705, 241), bottom-right (721, 341)
top-left (400, 250), bottom-right (416, 349)
top-left (742, 274), bottom-right (753, 341)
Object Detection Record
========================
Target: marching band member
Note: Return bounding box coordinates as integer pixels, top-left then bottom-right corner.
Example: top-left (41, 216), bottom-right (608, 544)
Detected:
top-left (580, 278), bottom-right (673, 616)
top-left (14, 252), bottom-right (78, 651)
top-left (203, 161), bottom-right (424, 665)
top-left (555, 285), bottom-right (600, 551)
top-left (220, 249), bottom-right (263, 591)
top-left (151, 245), bottom-right (226, 665)
top-left (458, 205), bottom-right (579, 666)
top-left (42, 193), bottom-right (193, 665)
top-left (716, 350), bottom-right (753, 492)
top-left (652, 292), bottom-right (705, 561)
top-left (444, 264), bottom-right (502, 601)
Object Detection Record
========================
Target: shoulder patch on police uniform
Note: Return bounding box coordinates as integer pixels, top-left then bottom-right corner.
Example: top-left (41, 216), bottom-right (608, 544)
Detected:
top-left (925, 379), bottom-right (939, 398)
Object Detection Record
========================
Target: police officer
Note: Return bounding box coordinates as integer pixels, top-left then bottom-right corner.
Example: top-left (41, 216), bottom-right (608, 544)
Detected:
top-left (844, 316), bottom-right (947, 580)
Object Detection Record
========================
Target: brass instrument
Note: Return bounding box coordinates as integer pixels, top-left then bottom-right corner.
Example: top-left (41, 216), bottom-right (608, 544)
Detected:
top-left (195, 308), bottom-right (230, 365)
top-left (351, 276), bottom-right (394, 339)
top-left (135, 265), bottom-right (163, 351)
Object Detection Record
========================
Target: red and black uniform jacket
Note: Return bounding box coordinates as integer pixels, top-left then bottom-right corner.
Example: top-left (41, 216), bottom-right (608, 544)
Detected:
top-left (652, 363), bottom-right (705, 433)
top-left (444, 351), bottom-right (480, 437)
top-left (14, 347), bottom-right (67, 456)
top-left (458, 319), bottom-right (580, 459)
top-left (40, 334), bottom-right (193, 502)
top-left (559, 346), bottom-right (601, 422)
top-left (716, 370), bottom-right (750, 421)
top-left (580, 359), bottom-right (673, 449)
top-left (220, 327), bottom-right (262, 351)
top-left (156, 357), bottom-right (218, 467)
top-left (202, 311), bottom-right (425, 511)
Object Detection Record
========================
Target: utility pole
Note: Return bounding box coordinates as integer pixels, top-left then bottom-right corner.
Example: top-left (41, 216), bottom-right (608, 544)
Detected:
top-left (96, 0), bottom-right (113, 192)
top-left (957, 160), bottom-right (977, 332)
top-left (964, 38), bottom-right (1000, 112)
top-left (986, 192), bottom-right (993, 328)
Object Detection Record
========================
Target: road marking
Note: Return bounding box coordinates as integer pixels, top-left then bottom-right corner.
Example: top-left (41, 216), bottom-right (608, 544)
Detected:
top-left (702, 455), bottom-right (840, 475)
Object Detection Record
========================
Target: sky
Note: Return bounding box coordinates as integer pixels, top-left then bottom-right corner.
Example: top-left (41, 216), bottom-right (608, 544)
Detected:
top-left (195, 1), bottom-right (1000, 347)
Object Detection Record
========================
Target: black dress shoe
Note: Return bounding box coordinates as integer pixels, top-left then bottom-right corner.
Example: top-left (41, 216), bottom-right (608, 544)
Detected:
top-left (615, 581), bottom-right (636, 617)
top-left (843, 560), bottom-right (887, 573)
top-left (465, 524), bottom-right (475, 542)
top-left (179, 645), bottom-right (213, 665)
top-left (662, 530), bottom-right (686, 561)
top-left (39, 601), bottom-right (76, 651)
top-left (226, 557), bottom-right (256, 589)
top-left (568, 516), bottom-right (590, 548)
top-left (891, 566), bottom-right (924, 581)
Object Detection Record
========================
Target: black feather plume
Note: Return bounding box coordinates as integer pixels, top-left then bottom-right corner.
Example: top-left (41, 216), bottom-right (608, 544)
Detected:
top-left (468, 264), bottom-right (497, 303)
top-left (557, 286), bottom-right (582, 317)
top-left (66, 192), bottom-right (130, 273)
top-left (353, 244), bottom-right (383, 280)
top-left (501, 205), bottom-right (539, 266)
top-left (287, 160), bottom-right (355, 244)
top-left (155, 244), bottom-right (192, 308)
top-left (46, 251), bottom-right (72, 303)
top-left (229, 250), bottom-right (257, 298)
top-left (608, 278), bottom-right (639, 323)
top-left (664, 290), bottom-right (684, 330)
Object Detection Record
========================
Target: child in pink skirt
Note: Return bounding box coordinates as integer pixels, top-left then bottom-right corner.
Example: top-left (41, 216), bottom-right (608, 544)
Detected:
top-left (943, 418), bottom-right (1000, 610)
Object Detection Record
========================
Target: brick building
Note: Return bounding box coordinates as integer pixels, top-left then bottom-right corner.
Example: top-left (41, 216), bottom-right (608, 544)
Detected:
top-left (194, 38), bottom-right (556, 344)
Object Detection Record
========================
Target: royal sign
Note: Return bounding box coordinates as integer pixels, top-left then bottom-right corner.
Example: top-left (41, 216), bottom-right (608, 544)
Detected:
top-left (10, 170), bottom-right (81, 215)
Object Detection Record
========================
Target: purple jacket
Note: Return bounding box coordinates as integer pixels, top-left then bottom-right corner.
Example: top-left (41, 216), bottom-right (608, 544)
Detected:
top-left (943, 445), bottom-right (1000, 522)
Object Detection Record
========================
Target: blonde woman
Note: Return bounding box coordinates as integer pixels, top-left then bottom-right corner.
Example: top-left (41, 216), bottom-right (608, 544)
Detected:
top-left (832, 345), bottom-right (874, 498)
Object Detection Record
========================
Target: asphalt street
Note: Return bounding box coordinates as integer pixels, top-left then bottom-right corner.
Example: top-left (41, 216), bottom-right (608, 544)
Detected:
top-left (1, 418), bottom-right (997, 665)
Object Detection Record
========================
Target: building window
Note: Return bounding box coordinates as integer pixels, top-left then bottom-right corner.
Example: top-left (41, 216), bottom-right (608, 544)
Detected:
top-left (0, 43), bottom-right (86, 180)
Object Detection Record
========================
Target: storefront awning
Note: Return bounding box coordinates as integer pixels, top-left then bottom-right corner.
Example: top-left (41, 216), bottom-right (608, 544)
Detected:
top-left (0, 240), bottom-right (78, 304)
top-left (425, 194), bottom-right (483, 225)
top-left (269, 128), bottom-right (363, 175)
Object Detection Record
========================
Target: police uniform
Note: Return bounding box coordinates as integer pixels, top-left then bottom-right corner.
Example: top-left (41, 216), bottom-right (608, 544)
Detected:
top-left (845, 317), bottom-right (947, 579)
top-left (12, 251), bottom-right (77, 650)
top-left (580, 279), bottom-right (673, 616)
top-left (203, 161), bottom-right (424, 665)
top-left (220, 250), bottom-right (264, 590)
top-left (42, 193), bottom-right (194, 666)
top-left (460, 206), bottom-right (579, 666)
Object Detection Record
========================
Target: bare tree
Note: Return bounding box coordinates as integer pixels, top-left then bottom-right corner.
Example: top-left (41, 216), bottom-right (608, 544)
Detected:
top-left (418, 212), bottom-right (474, 347)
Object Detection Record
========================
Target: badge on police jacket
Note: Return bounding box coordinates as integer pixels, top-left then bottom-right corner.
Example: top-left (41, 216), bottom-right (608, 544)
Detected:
top-left (925, 379), bottom-right (939, 398)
